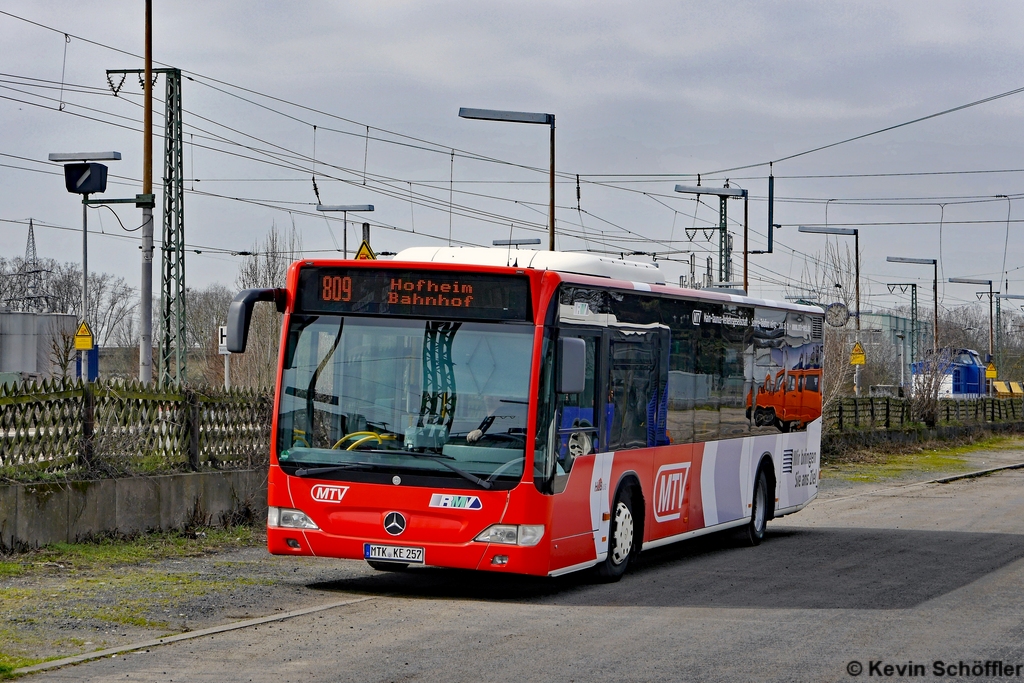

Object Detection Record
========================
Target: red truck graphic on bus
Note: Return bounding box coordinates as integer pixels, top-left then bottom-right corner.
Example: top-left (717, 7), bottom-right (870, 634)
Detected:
top-left (747, 366), bottom-right (822, 432)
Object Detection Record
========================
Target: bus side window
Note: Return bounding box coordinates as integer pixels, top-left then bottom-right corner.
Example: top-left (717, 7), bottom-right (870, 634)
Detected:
top-left (556, 333), bottom-right (599, 480)
top-left (606, 331), bottom-right (663, 451)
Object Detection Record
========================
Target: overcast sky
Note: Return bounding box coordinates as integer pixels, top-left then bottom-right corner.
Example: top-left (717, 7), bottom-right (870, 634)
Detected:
top-left (3, 1), bottom-right (1024, 314)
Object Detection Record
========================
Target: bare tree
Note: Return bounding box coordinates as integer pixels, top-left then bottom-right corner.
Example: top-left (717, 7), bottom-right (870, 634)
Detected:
top-left (232, 224), bottom-right (301, 389)
top-left (185, 283), bottom-right (234, 386)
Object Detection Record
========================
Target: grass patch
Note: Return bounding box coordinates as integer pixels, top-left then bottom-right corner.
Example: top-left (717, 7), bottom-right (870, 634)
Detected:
top-left (822, 436), bottom-right (1024, 483)
top-left (0, 563), bottom-right (24, 578)
top-left (0, 652), bottom-right (42, 678)
top-left (827, 450), bottom-right (971, 483)
top-left (23, 526), bottom-right (262, 569)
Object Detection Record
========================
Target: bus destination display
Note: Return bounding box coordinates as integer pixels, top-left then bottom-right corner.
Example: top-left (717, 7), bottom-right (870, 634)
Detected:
top-left (297, 268), bottom-right (531, 321)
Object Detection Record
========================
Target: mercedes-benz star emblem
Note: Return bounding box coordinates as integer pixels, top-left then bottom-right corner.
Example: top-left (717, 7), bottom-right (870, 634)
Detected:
top-left (383, 511), bottom-right (406, 536)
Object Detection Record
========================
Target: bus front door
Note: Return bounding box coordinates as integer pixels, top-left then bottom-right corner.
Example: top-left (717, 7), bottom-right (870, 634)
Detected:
top-left (549, 331), bottom-right (607, 571)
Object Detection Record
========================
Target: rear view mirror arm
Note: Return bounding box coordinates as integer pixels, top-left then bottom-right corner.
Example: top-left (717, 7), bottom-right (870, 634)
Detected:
top-left (226, 288), bottom-right (287, 353)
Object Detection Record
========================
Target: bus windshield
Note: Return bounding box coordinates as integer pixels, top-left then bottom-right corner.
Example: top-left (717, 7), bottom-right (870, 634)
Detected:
top-left (277, 315), bottom-right (534, 489)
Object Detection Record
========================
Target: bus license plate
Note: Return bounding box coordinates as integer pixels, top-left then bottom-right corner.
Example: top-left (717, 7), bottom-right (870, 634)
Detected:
top-left (364, 543), bottom-right (424, 564)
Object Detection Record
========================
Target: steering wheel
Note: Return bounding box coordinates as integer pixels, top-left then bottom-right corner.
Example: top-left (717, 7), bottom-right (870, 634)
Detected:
top-left (331, 431), bottom-right (383, 450)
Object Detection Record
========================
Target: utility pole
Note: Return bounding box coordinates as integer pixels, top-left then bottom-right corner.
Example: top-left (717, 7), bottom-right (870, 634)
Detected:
top-left (159, 67), bottom-right (186, 387)
top-left (140, 0), bottom-right (154, 384)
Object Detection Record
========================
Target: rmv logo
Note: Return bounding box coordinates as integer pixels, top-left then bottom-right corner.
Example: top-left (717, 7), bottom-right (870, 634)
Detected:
top-left (653, 463), bottom-right (691, 523)
top-left (311, 484), bottom-right (348, 503)
top-left (692, 310), bottom-right (702, 325)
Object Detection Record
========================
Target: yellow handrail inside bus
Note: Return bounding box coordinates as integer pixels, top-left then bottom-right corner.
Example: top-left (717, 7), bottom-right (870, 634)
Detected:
top-left (331, 431), bottom-right (382, 450)
top-left (346, 435), bottom-right (383, 450)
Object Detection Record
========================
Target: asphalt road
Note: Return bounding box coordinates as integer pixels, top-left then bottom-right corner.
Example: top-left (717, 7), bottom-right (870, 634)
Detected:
top-left (34, 470), bottom-right (1024, 682)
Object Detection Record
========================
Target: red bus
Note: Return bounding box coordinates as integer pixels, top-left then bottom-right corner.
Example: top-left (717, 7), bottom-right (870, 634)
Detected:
top-left (228, 248), bottom-right (823, 580)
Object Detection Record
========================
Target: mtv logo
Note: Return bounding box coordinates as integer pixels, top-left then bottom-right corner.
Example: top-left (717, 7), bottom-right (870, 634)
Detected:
top-left (653, 462), bottom-right (691, 522)
top-left (311, 484), bottom-right (348, 503)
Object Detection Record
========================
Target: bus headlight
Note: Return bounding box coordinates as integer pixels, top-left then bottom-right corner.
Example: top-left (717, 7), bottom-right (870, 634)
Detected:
top-left (475, 524), bottom-right (545, 546)
top-left (268, 506), bottom-right (319, 530)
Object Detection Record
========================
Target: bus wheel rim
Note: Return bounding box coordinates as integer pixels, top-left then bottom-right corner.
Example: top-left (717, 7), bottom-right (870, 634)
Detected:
top-left (611, 501), bottom-right (633, 565)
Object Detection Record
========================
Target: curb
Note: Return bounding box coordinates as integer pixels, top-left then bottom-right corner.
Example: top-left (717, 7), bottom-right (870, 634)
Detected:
top-left (14, 596), bottom-right (374, 675)
top-left (820, 461), bottom-right (1024, 505)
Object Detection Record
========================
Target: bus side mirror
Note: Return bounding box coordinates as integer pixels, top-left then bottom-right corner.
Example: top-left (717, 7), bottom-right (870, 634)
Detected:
top-left (557, 337), bottom-right (586, 394)
top-left (227, 288), bottom-right (287, 353)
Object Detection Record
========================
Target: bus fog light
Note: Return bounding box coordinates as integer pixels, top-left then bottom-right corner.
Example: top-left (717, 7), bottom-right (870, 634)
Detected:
top-left (475, 525), bottom-right (518, 545)
top-left (491, 555), bottom-right (509, 565)
top-left (285, 538), bottom-right (301, 549)
top-left (272, 507), bottom-right (319, 530)
top-left (517, 525), bottom-right (545, 547)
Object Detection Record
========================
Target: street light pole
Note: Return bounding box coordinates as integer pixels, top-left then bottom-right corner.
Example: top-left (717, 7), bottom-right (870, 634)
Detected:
top-left (799, 225), bottom-right (861, 394)
top-left (887, 256), bottom-right (939, 353)
top-left (948, 276), bottom-right (994, 395)
top-left (948, 277), bottom-right (994, 358)
top-left (459, 108), bottom-right (556, 250)
top-left (316, 205), bottom-right (374, 257)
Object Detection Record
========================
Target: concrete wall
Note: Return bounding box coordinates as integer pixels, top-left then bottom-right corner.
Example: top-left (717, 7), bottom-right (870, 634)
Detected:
top-left (0, 312), bottom-right (76, 379)
top-left (0, 469), bottom-right (267, 550)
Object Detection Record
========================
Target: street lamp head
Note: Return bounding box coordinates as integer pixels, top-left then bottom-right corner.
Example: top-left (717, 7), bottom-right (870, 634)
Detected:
top-left (798, 225), bottom-right (857, 236)
top-left (459, 107), bottom-right (553, 126)
top-left (887, 256), bottom-right (937, 265)
top-left (316, 205), bottom-right (373, 212)
top-left (674, 184), bottom-right (747, 198)
top-left (493, 238), bottom-right (541, 246)
top-left (48, 152), bottom-right (122, 162)
top-left (948, 277), bottom-right (992, 286)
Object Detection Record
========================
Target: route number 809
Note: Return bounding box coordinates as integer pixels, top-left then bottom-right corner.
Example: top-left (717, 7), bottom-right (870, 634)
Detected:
top-left (321, 275), bottom-right (352, 302)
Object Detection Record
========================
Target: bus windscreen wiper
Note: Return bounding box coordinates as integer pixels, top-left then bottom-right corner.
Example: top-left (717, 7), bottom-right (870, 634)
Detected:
top-left (293, 462), bottom-right (377, 477)
top-left (365, 449), bottom-right (492, 490)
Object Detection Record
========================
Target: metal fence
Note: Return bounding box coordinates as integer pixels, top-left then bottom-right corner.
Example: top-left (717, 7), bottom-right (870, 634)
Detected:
top-left (824, 396), bottom-right (1023, 432)
top-left (0, 378), bottom-right (273, 480)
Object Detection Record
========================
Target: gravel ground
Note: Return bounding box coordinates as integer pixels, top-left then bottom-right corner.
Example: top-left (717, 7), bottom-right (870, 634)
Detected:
top-left (0, 533), bottom-right (372, 672)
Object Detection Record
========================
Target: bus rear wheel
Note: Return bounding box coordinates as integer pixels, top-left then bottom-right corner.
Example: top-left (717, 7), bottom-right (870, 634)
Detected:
top-left (596, 488), bottom-right (636, 582)
top-left (367, 561), bottom-right (409, 572)
top-left (744, 468), bottom-right (769, 546)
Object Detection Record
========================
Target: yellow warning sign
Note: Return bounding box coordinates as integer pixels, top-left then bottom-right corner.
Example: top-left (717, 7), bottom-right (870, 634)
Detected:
top-left (74, 321), bottom-right (94, 351)
top-left (353, 240), bottom-right (376, 260)
top-left (986, 362), bottom-right (997, 379)
top-left (849, 341), bottom-right (866, 366)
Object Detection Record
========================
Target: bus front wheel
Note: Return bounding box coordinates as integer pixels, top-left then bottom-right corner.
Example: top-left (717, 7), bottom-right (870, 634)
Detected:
top-left (596, 488), bottom-right (636, 582)
top-left (744, 468), bottom-right (769, 546)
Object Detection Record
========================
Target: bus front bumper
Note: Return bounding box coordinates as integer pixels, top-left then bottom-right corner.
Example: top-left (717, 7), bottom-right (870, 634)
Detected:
top-left (267, 526), bottom-right (551, 576)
